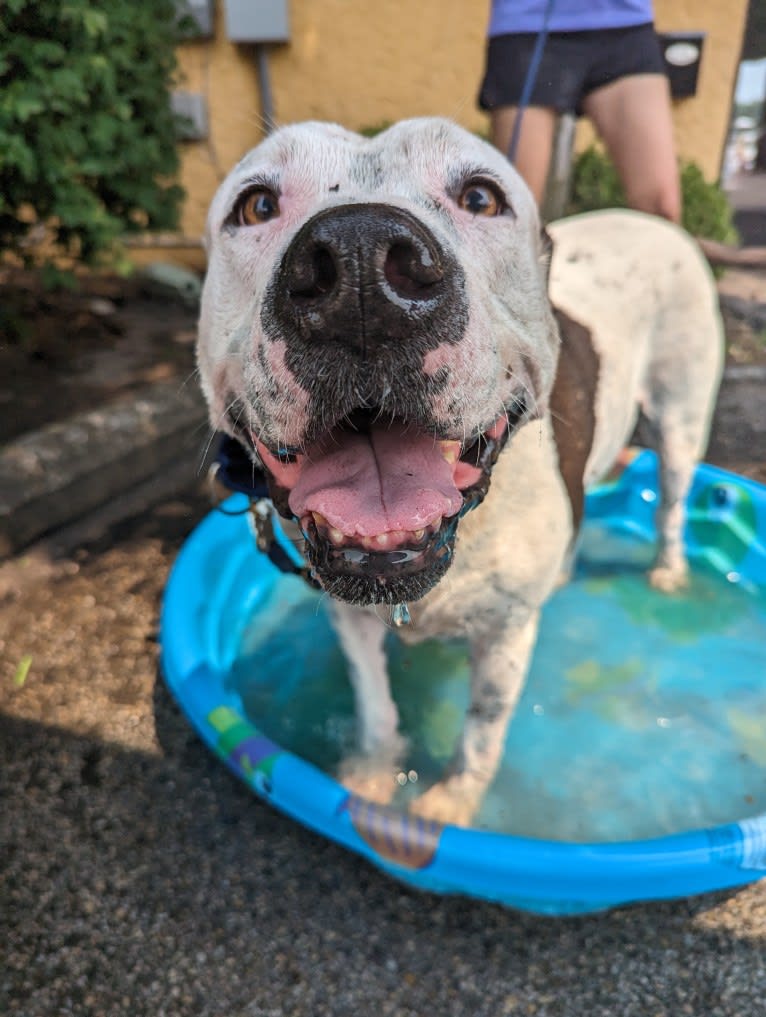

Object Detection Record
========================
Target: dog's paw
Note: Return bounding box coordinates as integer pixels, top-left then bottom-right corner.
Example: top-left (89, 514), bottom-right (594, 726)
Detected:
top-left (338, 753), bottom-right (403, 806)
top-left (409, 775), bottom-right (481, 828)
top-left (648, 562), bottom-right (689, 595)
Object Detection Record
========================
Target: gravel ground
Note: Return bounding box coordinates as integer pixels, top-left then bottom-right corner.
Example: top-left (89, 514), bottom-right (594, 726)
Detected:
top-left (2, 478), bottom-right (766, 1017)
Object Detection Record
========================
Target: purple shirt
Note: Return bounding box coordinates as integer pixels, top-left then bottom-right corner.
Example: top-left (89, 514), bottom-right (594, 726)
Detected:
top-left (488, 0), bottom-right (654, 35)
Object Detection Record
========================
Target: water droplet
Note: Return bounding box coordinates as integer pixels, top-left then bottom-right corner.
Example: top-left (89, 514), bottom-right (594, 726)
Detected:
top-left (391, 603), bottom-right (411, 627)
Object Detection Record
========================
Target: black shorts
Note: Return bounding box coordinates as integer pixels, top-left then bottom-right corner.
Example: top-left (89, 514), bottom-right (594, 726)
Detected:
top-left (478, 23), bottom-right (666, 116)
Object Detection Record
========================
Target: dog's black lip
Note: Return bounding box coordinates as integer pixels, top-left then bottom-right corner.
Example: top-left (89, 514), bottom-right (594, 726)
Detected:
top-left (273, 446), bottom-right (301, 463)
top-left (458, 427), bottom-right (507, 472)
top-left (255, 442), bottom-right (302, 464)
top-left (301, 514), bottom-right (453, 578)
top-left (224, 408), bottom-right (255, 449)
top-left (225, 410), bottom-right (301, 463)
top-left (299, 513), bottom-right (458, 605)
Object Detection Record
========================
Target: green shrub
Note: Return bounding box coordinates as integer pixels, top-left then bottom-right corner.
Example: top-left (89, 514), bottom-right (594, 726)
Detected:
top-left (567, 145), bottom-right (738, 243)
top-left (678, 161), bottom-right (738, 244)
top-left (566, 146), bottom-right (625, 214)
top-left (0, 0), bottom-right (187, 270)
top-left (358, 121), bottom-right (393, 138)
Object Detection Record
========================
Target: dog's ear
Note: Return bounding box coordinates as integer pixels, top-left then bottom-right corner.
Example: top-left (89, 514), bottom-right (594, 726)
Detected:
top-left (539, 227), bottom-right (554, 286)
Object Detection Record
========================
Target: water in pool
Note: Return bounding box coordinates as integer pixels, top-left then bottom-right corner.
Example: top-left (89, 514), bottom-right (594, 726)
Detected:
top-left (227, 523), bottom-right (766, 842)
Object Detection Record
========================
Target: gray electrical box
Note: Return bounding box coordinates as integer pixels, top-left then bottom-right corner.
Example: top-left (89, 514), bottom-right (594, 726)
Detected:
top-left (224, 0), bottom-right (289, 42)
top-left (176, 0), bottom-right (215, 38)
top-left (172, 91), bottom-right (209, 141)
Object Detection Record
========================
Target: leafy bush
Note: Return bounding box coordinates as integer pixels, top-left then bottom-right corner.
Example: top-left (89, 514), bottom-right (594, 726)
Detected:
top-left (0, 0), bottom-right (186, 269)
top-left (567, 145), bottom-right (738, 243)
top-left (678, 161), bottom-right (739, 244)
top-left (358, 121), bottom-right (393, 138)
top-left (566, 146), bottom-right (625, 215)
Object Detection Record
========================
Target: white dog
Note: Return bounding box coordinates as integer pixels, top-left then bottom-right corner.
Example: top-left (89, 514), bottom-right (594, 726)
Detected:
top-left (198, 118), bottom-right (723, 826)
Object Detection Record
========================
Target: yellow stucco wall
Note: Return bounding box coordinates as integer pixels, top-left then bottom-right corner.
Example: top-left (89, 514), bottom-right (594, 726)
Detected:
top-left (172, 0), bottom-right (748, 246)
top-left (655, 0), bottom-right (748, 179)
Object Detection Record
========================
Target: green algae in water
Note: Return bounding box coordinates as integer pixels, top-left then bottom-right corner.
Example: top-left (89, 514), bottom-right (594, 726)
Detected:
top-left (228, 526), bottom-right (766, 843)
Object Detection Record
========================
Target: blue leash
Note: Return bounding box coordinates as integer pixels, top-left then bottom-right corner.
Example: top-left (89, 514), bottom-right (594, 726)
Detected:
top-left (507, 0), bottom-right (556, 164)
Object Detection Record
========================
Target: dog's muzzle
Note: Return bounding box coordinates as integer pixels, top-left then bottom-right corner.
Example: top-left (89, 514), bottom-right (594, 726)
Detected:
top-left (245, 203), bottom-right (522, 606)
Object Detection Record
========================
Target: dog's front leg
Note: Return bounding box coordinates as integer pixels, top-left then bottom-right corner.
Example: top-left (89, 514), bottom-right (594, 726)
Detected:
top-left (411, 609), bottom-right (540, 827)
top-left (330, 601), bottom-right (406, 805)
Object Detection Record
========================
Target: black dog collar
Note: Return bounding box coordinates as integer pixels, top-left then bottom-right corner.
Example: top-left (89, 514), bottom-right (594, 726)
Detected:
top-left (210, 434), bottom-right (317, 586)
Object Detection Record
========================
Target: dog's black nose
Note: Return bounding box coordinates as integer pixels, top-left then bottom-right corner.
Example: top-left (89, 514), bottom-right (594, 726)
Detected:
top-left (271, 203), bottom-right (461, 353)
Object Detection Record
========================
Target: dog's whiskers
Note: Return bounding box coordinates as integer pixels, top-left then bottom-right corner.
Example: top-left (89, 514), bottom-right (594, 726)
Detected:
top-left (197, 426), bottom-right (218, 477)
top-left (314, 589), bottom-right (333, 618)
top-left (177, 366), bottom-right (202, 395)
top-left (547, 407), bottom-right (569, 427)
top-left (197, 397), bottom-right (242, 475)
top-left (197, 413), bottom-right (231, 475)
top-left (246, 109), bottom-right (283, 136)
top-left (447, 92), bottom-right (472, 124)
top-left (373, 602), bottom-right (400, 632)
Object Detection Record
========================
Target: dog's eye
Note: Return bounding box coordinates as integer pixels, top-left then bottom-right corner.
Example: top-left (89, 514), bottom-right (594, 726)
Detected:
top-left (237, 188), bottom-right (280, 226)
top-left (458, 182), bottom-right (503, 217)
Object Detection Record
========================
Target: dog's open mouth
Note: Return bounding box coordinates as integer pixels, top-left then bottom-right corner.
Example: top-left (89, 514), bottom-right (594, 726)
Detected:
top-left (247, 401), bottom-right (524, 604)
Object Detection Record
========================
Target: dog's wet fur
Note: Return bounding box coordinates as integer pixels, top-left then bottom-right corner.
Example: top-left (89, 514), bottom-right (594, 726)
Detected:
top-left (199, 118), bottom-right (723, 825)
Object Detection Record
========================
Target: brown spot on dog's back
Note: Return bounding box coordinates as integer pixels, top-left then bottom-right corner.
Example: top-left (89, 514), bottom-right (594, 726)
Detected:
top-left (550, 308), bottom-right (599, 531)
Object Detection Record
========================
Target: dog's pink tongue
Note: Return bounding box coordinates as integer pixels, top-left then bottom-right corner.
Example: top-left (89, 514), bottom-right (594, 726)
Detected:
top-left (288, 422), bottom-right (463, 536)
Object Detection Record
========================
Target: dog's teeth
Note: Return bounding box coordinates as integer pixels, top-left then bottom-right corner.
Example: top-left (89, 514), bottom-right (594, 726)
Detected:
top-left (329, 528), bottom-right (346, 545)
top-left (356, 532), bottom-right (393, 550)
top-left (350, 528), bottom-right (433, 551)
top-left (440, 441), bottom-right (459, 464)
top-left (312, 512), bottom-right (327, 527)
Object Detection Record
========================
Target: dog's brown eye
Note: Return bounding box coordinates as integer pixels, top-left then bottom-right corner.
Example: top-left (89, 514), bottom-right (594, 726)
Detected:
top-left (238, 188), bottom-right (280, 225)
top-left (458, 182), bottom-right (502, 216)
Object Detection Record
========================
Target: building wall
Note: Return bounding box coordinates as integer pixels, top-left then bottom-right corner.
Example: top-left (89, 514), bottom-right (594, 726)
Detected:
top-left (173, 0), bottom-right (748, 245)
top-left (654, 0), bottom-right (748, 178)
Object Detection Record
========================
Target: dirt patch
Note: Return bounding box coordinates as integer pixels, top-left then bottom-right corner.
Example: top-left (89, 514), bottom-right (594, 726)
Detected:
top-left (0, 269), bottom-right (199, 445)
top-left (717, 267), bottom-right (766, 366)
top-left (721, 307), bottom-right (766, 366)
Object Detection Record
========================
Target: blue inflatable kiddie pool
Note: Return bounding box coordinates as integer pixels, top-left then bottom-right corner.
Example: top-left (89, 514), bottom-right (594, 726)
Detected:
top-left (160, 451), bottom-right (766, 914)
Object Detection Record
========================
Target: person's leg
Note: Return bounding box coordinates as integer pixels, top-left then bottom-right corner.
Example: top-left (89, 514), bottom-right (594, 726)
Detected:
top-left (582, 73), bottom-right (681, 223)
top-left (480, 31), bottom-right (583, 207)
top-left (490, 105), bottom-right (558, 206)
